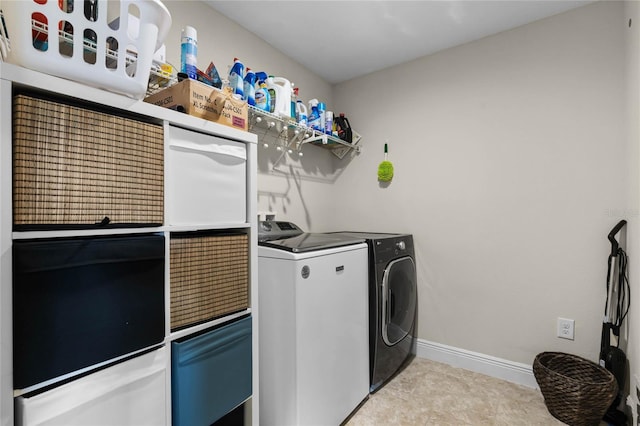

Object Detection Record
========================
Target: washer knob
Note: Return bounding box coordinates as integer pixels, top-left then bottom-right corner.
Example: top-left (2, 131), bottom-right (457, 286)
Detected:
top-left (396, 241), bottom-right (406, 251)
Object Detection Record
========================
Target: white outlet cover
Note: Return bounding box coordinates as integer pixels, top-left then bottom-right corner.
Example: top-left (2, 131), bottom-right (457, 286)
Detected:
top-left (557, 318), bottom-right (575, 340)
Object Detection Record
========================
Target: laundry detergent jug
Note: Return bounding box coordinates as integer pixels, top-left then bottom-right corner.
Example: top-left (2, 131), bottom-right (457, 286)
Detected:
top-left (334, 113), bottom-right (353, 143)
top-left (272, 76), bottom-right (293, 118)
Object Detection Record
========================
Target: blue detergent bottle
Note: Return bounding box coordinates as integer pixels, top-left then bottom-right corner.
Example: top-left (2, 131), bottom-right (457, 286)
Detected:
top-left (255, 71), bottom-right (269, 88)
top-left (180, 26), bottom-right (198, 80)
top-left (255, 80), bottom-right (271, 112)
top-left (308, 99), bottom-right (321, 131)
top-left (229, 58), bottom-right (244, 98)
top-left (243, 68), bottom-right (256, 106)
top-left (317, 102), bottom-right (326, 134)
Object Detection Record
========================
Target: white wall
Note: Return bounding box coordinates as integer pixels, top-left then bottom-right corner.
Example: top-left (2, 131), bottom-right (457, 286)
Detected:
top-left (162, 0), bottom-right (340, 230)
top-left (332, 1), bottom-right (629, 365)
top-left (162, 1), bottom-right (332, 105)
top-left (165, 0), bottom-right (637, 379)
top-left (624, 0), bottom-right (640, 409)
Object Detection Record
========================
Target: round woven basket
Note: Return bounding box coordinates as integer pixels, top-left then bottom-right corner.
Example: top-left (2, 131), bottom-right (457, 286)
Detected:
top-left (533, 352), bottom-right (618, 426)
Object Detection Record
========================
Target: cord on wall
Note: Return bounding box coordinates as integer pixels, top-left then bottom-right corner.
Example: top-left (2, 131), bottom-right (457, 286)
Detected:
top-left (626, 373), bottom-right (639, 426)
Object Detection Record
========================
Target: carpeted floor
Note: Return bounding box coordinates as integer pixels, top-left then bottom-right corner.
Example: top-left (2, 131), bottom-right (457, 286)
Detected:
top-left (345, 357), bottom-right (564, 425)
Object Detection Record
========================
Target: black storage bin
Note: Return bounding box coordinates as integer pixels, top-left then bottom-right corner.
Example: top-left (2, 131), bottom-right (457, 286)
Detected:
top-left (13, 234), bottom-right (165, 389)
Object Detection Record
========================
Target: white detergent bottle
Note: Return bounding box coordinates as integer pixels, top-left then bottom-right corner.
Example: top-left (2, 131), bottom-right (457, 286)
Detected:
top-left (272, 76), bottom-right (293, 118)
top-left (296, 100), bottom-right (308, 127)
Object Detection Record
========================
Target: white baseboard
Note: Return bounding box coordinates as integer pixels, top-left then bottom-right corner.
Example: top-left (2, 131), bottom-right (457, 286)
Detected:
top-left (415, 338), bottom-right (538, 389)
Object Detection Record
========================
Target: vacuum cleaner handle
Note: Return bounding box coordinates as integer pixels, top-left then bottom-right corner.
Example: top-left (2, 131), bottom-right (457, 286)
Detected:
top-left (608, 220), bottom-right (627, 255)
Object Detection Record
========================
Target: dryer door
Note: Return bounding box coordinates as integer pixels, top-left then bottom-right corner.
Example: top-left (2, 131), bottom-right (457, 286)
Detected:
top-left (381, 256), bottom-right (416, 346)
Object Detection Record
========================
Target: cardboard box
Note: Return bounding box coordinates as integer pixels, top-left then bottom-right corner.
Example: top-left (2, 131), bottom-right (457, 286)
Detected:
top-left (144, 79), bottom-right (248, 131)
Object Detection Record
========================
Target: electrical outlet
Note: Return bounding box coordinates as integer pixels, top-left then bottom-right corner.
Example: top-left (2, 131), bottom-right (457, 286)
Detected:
top-left (557, 318), bottom-right (575, 340)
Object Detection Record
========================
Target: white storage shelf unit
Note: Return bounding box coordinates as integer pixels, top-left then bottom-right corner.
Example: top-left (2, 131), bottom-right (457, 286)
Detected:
top-left (0, 62), bottom-right (259, 426)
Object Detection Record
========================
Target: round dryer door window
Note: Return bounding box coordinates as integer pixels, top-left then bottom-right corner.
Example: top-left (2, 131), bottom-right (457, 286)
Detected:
top-left (381, 256), bottom-right (417, 346)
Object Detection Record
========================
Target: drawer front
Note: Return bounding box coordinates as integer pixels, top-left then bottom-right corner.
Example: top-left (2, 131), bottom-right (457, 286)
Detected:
top-left (13, 234), bottom-right (165, 389)
top-left (167, 126), bottom-right (246, 226)
top-left (13, 95), bottom-right (164, 229)
top-left (170, 232), bottom-right (249, 330)
top-left (15, 348), bottom-right (167, 426)
top-left (171, 316), bottom-right (252, 426)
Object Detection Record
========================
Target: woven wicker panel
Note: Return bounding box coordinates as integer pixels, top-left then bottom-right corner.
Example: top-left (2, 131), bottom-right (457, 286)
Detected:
top-left (170, 233), bottom-right (249, 330)
top-left (13, 95), bottom-right (164, 228)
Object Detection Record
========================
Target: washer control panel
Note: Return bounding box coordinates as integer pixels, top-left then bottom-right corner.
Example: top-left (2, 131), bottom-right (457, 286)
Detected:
top-left (258, 221), bottom-right (304, 242)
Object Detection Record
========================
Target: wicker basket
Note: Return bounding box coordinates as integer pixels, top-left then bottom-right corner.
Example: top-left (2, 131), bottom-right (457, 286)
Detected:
top-left (533, 352), bottom-right (618, 426)
top-left (170, 232), bottom-right (249, 330)
top-left (13, 94), bottom-right (164, 229)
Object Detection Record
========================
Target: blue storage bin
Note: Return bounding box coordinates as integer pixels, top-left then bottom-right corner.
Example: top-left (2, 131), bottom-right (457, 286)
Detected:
top-left (171, 316), bottom-right (252, 426)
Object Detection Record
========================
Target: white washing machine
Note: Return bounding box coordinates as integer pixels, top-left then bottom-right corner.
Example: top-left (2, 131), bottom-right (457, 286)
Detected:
top-left (258, 221), bottom-right (369, 426)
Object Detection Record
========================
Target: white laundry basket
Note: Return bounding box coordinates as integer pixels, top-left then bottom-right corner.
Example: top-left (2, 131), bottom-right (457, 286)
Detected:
top-left (1, 0), bottom-right (171, 99)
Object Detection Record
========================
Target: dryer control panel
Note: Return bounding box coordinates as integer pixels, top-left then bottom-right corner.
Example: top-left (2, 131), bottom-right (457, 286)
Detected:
top-left (373, 236), bottom-right (414, 264)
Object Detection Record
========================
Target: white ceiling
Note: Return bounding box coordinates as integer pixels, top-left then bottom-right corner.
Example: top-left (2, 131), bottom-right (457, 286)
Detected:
top-left (205, 0), bottom-right (594, 84)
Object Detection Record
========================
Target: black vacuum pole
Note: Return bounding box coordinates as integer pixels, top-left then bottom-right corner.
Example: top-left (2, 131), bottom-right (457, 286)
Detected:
top-left (601, 220), bottom-right (629, 426)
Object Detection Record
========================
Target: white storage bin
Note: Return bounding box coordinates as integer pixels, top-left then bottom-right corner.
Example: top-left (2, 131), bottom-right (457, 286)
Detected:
top-left (168, 126), bottom-right (247, 226)
top-left (1, 0), bottom-right (171, 99)
top-left (15, 347), bottom-right (167, 426)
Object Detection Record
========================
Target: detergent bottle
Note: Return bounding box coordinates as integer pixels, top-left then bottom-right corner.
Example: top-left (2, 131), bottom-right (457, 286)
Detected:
top-left (228, 58), bottom-right (244, 98)
top-left (265, 75), bottom-right (278, 113)
top-left (317, 102), bottom-right (326, 134)
top-left (255, 80), bottom-right (271, 112)
top-left (334, 113), bottom-right (353, 143)
top-left (243, 68), bottom-right (256, 106)
top-left (255, 71), bottom-right (268, 82)
top-left (254, 72), bottom-right (269, 110)
top-left (180, 26), bottom-right (198, 80)
top-left (325, 111), bottom-right (333, 135)
top-left (308, 99), bottom-right (321, 131)
top-left (272, 76), bottom-right (293, 118)
top-left (291, 87), bottom-right (299, 120)
top-left (296, 100), bottom-right (308, 127)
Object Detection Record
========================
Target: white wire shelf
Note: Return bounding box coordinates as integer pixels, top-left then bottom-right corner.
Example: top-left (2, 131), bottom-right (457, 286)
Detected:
top-left (248, 105), bottom-right (361, 160)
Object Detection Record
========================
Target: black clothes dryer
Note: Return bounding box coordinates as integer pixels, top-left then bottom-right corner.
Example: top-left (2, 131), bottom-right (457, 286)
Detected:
top-left (328, 232), bottom-right (417, 393)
